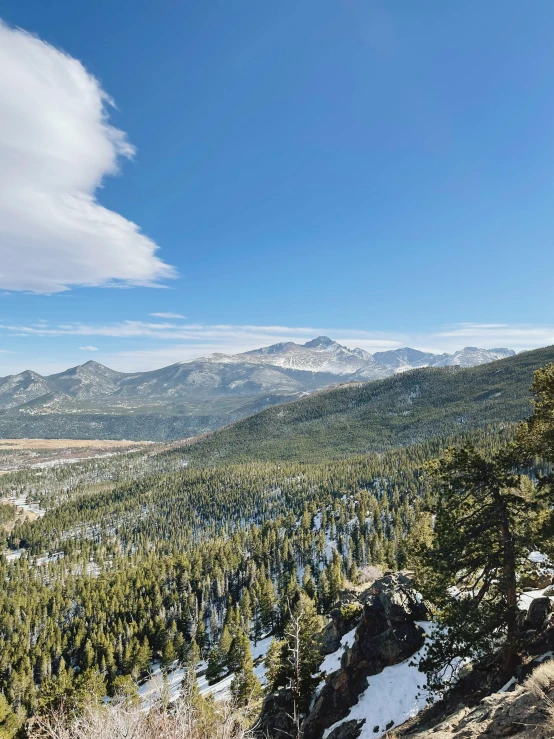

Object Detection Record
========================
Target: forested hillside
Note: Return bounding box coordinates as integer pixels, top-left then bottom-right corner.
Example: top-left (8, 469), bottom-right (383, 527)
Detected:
top-left (0, 358), bottom-right (553, 739)
top-left (0, 420), bottom-right (521, 734)
top-left (182, 345), bottom-right (554, 463)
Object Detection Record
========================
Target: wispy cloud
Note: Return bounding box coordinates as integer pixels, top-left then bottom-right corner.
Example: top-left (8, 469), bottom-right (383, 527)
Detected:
top-left (0, 320), bottom-right (401, 347)
top-left (0, 21), bottom-right (175, 293)
top-left (149, 312), bottom-right (186, 319)
top-left (79, 346), bottom-right (99, 352)
top-left (1, 320), bottom-right (552, 373)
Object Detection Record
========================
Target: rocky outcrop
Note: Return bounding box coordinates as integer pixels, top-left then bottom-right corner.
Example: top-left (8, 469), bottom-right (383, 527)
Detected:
top-left (302, 572), bottom-right (429, 739)
top-left (524, 597), bottom-right (552, 631)
top-left (398, 659), bottom-right (554, 738)
top-left (360, 571), bottom-right (429, 623)
top-left (256, 688), bottom-right (296, 738)
top-left (326, 719), bottom-right (366, 739)
top-left (321, 595), bottom-right (363, 655)
top-left (394, 595), bottom-right (554, 739)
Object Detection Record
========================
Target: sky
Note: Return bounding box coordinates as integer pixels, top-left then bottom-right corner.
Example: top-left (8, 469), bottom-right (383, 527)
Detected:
top-left (1, 0), bottom-right (554, 374)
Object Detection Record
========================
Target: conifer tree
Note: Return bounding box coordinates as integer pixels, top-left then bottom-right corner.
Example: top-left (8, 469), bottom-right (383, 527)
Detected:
top-left (230, 636), bottom-right (260, 707)
top-left (227, 630), bottom-right (250, 675)
top-left (206, 644), bottom-right (225, 683)
top-left (419, 445), bottom-right (543, 685)
top-left (0, 694), bottom-right (23, 739)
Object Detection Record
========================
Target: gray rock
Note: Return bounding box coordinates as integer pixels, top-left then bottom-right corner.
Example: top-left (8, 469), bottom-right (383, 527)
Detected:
top-left (321, 595), bottom-right (363, 655)
top-left (255, 688), bottom-right (296, 738)
top-left (361, 571), bottom-right (429, 623)
top-left (326, 719), bottom-right (365, 739)
top-left (524, 597), bottom-right (552, 630)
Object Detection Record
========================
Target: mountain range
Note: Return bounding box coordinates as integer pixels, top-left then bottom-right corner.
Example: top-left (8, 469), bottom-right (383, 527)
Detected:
top-left (182, 343), bottom-right (554, 464)
top-left (0, 337), bottom-right (515, 439)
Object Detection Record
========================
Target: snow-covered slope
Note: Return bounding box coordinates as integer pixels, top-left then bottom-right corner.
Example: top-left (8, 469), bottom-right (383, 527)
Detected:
top-left (245, 336), bottom-right (374, 375)
top-left (436, 346), bottom-right (515, 367)
top-left (244, 338), bottom-right (514, 377)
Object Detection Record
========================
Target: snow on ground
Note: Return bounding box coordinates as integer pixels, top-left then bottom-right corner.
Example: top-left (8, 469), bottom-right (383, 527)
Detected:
top-left (138, 662), bottom-right (186, 710)
top-left (139, 635), bottom-right (274, 709)
top-left (4, 495), bottom-right (45, 517)
top-left (197, 671), bottom-right (234, 701)
top-left (319, 627), bottom-right (357, 677)
top-left (4, 548), bottom-right (24, 562)
top-left (519, 586), bottom-right (554, 610)
top-left (322, 622), bottom-right (434, 739)
top-left (324, 537), bottom-right (337, 565)
top-left (252, 635), bottom-right (274, 685)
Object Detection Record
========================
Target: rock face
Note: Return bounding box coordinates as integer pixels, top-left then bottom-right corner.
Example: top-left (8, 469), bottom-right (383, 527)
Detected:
top-left (326, 719), bottom-right (366, 739)
top-left (394, 597), bottom-right (554, 739)
top-left (302, 572), bottom-right (429, 739)
top-left (361, 571), bottom-right (429, 623)
top-left (321, 592), bottom-right (363, 655)
top-left (524, 597), bottom-right (552, 631)
top-left (256, 688), bottom-right (296, 738)
top-left (398, 661), bottom-right (554, 738)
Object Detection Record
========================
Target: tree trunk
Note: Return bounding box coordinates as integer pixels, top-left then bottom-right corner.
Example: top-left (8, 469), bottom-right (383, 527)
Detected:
top-left (496, 491), bottom-right (518, 675)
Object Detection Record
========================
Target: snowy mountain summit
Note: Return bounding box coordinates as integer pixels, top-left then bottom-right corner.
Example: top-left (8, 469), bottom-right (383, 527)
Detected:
top-left (243, 336), bottom-right (514, 379)
top-left (245, 336), bottom-right (375, 375)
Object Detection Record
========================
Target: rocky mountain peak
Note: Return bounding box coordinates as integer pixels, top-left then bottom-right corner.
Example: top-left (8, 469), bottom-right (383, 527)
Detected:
top-left (303, 336), bottom-right (336, 350)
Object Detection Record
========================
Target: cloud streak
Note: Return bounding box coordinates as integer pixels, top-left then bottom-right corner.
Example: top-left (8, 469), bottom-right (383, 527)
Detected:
top-left (0, 21), bottom-right (175, 293)
top-left (1, 318), bottom-right (553, 371)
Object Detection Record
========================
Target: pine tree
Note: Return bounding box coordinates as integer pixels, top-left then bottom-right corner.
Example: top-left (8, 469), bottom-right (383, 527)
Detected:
top-left (218, 624), bottom-right (233, 658)
top-left (0, 694), bottom-right (23, 739)
top-left (227, 629), bottom-right (250, 674)
top-left (112, 674), bottom-right (140, 706)
top-left (265, 638), bottom-right (287, 691)
top-left (230, 635), bottom-right (260, 707)
top-left (419, 445), bottom-right (544, 686)
top-left (264, 592), bottom-right (324, 734)
top-left (239, 590), bottom-right (252, 632)
top-left (302, 565), bottom-right (316, 600)
top-left (161, 638), bottom-right (176, 670)
top-left (206, 644), bottom-right (225, 684)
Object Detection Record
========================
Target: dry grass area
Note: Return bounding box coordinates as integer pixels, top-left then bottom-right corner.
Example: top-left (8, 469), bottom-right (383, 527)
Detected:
top-left (27, 693), bottom-right (252, 739)
top-left (0, 438), bottom-right (153, 472)
top-left (0, 439), bottom-right (151, 451)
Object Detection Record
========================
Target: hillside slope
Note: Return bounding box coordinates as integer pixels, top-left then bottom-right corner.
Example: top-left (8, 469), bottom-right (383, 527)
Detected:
top-left (182, 344), bottom-right (554, 463)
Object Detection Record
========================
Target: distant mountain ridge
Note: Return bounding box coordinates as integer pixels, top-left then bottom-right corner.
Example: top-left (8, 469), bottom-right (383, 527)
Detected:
top-left (0, 337), bottom-right (515, 440)
top-left (243, 336), bottom-right (513, 376)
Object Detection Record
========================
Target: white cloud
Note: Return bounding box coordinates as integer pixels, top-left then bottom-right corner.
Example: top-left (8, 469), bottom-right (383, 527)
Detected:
top-left (149, 312), bottom-right (186, 319)
top-left (1, 320), bottom-right (553, 374)
top-left (2, 320), bottom-right (553, 354)
top-left (0, 320), bottom-right (401, 348)
top-left (0, 21), bottom-right (175, 293)
top-left (79, 346), bottom-right (98, 351)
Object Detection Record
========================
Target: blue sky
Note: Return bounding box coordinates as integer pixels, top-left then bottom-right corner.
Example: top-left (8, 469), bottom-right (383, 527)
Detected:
top-left (1, 0), bottom-right (554, 373)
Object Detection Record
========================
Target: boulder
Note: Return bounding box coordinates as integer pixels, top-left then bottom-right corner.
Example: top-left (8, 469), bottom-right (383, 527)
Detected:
top-left (524, 597), bottom-right (552, 631)
top-left (361, 571), bottom-right (429, 623)
top-left (520, 572), bottom-right (554, 590)
top-left (326, 719), bottom-right (365, 739)
top-left (255, 688), bottom-right (296, 738)
top-left (535, 573), bottom-right (554, 589)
